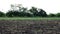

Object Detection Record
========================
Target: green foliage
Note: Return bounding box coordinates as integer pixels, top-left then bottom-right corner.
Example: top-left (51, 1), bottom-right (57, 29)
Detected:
top-left (37, 9), bottom-right (47, 17)
top-left (13, 11), bottom-right (21, 17)
top-left (0, 11), bottom-right (5, 17)
top-left (19, 12), bottom-right (26, 17)
top-left (1, 4), bottom-right (60, 17)
top-left (29, 7), bottom-right (47, 17)
top-left (6, 10), bottom-right (21, 17)
top-left (29, 7), bottom-right (38, 16)
top-left (56, 13), bottom-right (60, 17)
top-left (5, 6), bottom-right (48, 17)
top-left (25, 13), bottom-right (33, 17)
top-left (48, 14), bottom-right (56, 17)
top-left (6, 10), bottom-right (33, 17)
top-left (6, 11), bottom-right (14, 17)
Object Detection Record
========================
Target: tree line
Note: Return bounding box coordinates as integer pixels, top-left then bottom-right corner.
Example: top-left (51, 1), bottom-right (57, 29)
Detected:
top-left (0, 5), bottom-right (60, 17)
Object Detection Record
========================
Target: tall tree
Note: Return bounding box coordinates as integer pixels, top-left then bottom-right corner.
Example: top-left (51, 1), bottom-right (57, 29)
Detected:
top-left (29, 7), bottom-right (38, 16)
top-left (38, 9), bottom-right (47, 17)
top-left (6, 10), bottom-right (14, 17)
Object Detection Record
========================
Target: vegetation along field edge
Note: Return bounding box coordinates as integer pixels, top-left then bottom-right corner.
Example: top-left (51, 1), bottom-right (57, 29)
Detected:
top-left (0, 17), bottom-right (60, 20)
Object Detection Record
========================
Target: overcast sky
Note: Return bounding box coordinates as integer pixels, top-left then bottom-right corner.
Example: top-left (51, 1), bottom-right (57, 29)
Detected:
top-left (0, 0), bottom-right (60, 14)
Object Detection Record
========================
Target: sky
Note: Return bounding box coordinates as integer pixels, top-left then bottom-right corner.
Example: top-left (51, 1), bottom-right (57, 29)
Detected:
top-left (0, 0), bottom-right (60, 14)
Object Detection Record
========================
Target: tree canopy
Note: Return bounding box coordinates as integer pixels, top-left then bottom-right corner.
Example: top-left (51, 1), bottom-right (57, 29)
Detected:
top-left (0, 4), bottom-right (60, 17)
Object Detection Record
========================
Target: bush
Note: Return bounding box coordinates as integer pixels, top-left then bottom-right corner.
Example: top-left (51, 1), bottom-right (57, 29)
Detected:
top-left (13, 11), bottom-right (21, 17)
top-left (0, 11), bottom-right (5, 17)
top-left (6, 11), bottom-right (14, 17)
top-left (56, 13), bottom-right (60, 17)
top-left (29, 7), bottom-right (38, 16)
top-left (37, 9), bottom-right (47, 17)
top-left (6, 10), bottom-right (21, 17)
top-left (25, 13), bottom-right (33, 17)
top-left (48, 14), bottom-right (56, 17)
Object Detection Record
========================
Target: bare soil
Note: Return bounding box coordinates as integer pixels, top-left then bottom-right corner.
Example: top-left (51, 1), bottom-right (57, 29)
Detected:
top-left (0, 20), bottom-right (60, 34)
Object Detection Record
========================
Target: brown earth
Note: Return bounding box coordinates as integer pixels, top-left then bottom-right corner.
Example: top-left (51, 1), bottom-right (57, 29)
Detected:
top-left (0, 20), bottom-right (60, 34)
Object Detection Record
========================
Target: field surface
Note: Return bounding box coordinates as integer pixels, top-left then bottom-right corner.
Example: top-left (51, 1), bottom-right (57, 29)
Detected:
top-left (0, 17), bottom-right (60, 34)
top-left (0, 20), bottom-right (60, 34)
top-left (0, 17), bottom-right (60, 20)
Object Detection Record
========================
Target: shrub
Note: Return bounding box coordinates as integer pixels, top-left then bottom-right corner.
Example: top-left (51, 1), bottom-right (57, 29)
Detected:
top-left (6, 11), bottom-right (14, 17)
top-left (48, 14), bottom-right (56, 17)
top-left (56, 13), bottom-right (60, 17)
top-left (0, 11), bottom-right (5, 17)
top-left (37, 9), bottom-right (47, 17)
